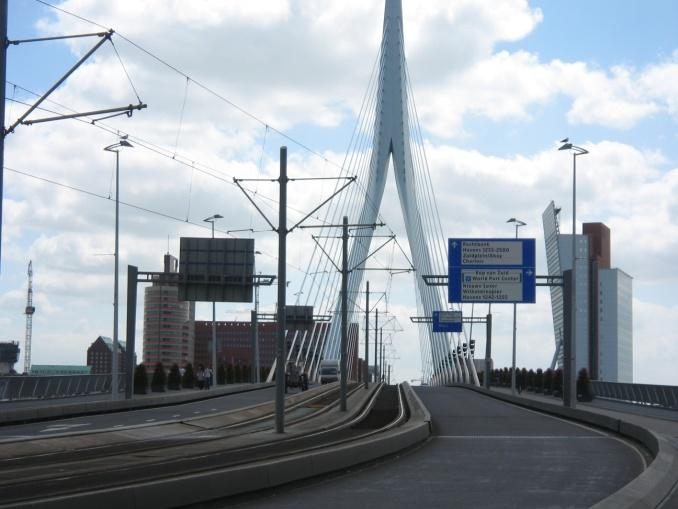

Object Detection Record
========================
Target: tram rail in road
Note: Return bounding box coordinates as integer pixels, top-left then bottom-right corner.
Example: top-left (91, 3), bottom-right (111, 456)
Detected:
top-left (0, 383), bottom-right (410, 507)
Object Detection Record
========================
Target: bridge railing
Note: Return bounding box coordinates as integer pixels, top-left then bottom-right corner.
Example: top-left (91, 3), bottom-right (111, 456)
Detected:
top-left (590, 380), bottom-right (678, 410)
top-left (0, 374), bottom-right (126, 402)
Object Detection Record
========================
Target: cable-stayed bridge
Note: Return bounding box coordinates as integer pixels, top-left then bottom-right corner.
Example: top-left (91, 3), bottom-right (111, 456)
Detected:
top-left (274, 0), bottom-right (476, 388)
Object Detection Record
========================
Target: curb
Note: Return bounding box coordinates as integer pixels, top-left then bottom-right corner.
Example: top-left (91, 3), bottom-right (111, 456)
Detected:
top-left (5, 384), bottom-right (430, 509)
top-left (452, 384), bottom-right (678, 509)
top-left (0, 383), bottom-right (274, 426)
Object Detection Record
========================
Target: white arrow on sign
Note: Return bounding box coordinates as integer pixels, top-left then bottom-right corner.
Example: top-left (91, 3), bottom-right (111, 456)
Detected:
top-left (451, 241), bottom-right (458, 249)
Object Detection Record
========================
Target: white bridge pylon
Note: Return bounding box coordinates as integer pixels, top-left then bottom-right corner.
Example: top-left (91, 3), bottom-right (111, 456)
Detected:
top-left (322, 0), bottom-right (470, 386)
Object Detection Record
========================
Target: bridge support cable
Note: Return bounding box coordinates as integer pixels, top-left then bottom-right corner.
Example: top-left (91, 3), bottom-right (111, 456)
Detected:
top-left (310, 1), bottom-right (461, 385)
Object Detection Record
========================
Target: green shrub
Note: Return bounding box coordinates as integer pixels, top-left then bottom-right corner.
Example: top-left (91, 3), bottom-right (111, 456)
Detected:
top-left (535, 368), bottom-right (544, 393)
top-left (234, 364), bottom-right (242, 384)
top-left (133, 363), bottom-right (148, 395)
top-left (226, 363), bottom-right (234, 384)
top-left (577, 368), bottom-right (593, 401)
top-left (217, 363), bottom-right (226, 385)
top-left (543, 369), bottom-right (554, 395)
top-left (182, 363), bottom-right (195, 389)
top-left (151, 362), bottom-right (166, 392)
top-left (168, 363), bottom-right (181, 390)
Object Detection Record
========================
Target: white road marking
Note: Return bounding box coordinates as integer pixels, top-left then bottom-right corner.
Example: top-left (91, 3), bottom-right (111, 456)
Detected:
top-left (435, 435), bottom-right (610, 439)
top-left (172, 414), bottom-right (181, 418)
top-left (193, 411), bottom-right (200, 414)
top-left (210, 408), bottom-right (217, 411)
top-left (145, 419), bottom-right (156, 422)
top-left (39, 423), bottom-right (90, 433)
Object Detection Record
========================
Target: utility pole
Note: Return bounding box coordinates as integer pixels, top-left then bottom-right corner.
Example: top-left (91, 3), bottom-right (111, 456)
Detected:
top-left (0, 0), bottom-right (7, 271)
top-left (374, 309), bottom-right (379, 383)
top-left (364, 281), bottom-right (370, 389)
top-left (340, 216), bottom-right (348, 411)
top-left (252, 278), bottom-right (260, 383)
top-left (380, 330), bottom-right (384, 382)
top-left (275, 146), bottom-right (288, 433)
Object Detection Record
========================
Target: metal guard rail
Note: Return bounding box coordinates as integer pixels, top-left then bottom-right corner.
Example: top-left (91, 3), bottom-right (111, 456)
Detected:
top-left (590, 380), bottom-right (678, 410)
top-left (0, 374), bottom-right (125, 401)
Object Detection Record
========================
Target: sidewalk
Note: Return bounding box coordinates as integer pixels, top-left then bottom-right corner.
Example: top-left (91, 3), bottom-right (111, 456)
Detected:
top-left (0, 383), bottom-right (274, 425)
top-left (491, 386), bottom-right (678, 439)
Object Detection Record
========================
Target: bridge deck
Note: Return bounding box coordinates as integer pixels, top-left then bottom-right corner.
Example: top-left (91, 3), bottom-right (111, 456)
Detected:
top-left (229, 386), bottom-right (645, 509)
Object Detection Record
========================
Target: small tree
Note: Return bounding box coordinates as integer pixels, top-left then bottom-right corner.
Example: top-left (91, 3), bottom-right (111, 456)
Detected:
top-left (242, 364), bottom-right (251, 383)
top-left (226, 363), bottom-right (235, 384)
top-left (151, 362), bottom-right (166, 392)
top-left (167, 363), bottom-right (181, 390)
top-left (527, 369), bottom-right (535, 391)
top-left (535, 368), bottom-right (544, 393)
top-left (217, 363), bottom-right (226, 385)
top-left (577, 368), bottom-right (593, 401)
top-left (234, 364), bottom-right (242, 384)
top-left (543, 369), bottom-right (554, 395)
top-left (552, 368), bottom-right (563, 397)
top-left (182, 363), bottom-right (195, 389)
top-left (133, 363), bottom-right (148, 395)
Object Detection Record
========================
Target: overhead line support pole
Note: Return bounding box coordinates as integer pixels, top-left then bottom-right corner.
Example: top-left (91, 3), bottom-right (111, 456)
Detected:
top-left (340, 216), bottom-right (349, 411)
top-left (365, 280), bottom-right (369, 389)
top-left (275, 146), bottom-right (287, 433)
top-left (0, 0), bottom-right (7, 271)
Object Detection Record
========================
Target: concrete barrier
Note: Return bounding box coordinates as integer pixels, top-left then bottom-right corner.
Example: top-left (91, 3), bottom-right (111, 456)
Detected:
top-left (453, 384), bottom-right (678, 509)
top-left (6, 383), bottom-right (431, 509)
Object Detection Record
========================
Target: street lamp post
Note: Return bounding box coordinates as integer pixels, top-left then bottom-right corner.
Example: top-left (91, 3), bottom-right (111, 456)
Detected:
top-left (203, 214), bottom-right (223, 386)
top-left (506, 217), bottom-right (526, 396)
top-left (559, 138), bottom-right (589, 408)
top-left (103, 137), bottom-right (133, 400)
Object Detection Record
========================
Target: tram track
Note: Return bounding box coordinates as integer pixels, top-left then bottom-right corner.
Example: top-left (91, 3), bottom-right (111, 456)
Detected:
top-left (0, 383), bottom-right (408, 506)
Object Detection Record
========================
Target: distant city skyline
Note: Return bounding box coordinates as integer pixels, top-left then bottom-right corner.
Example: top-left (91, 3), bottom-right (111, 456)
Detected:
top-left (1, 1), bottom-right (677, 384)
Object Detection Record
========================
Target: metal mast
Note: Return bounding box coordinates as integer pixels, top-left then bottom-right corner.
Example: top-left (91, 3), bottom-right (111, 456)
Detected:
top-left (24, 261), bottom-right (35, 374)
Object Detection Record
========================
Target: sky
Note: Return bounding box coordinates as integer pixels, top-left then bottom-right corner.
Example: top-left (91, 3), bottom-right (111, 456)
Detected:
top-left (1, 0), bottom-right (678, 385)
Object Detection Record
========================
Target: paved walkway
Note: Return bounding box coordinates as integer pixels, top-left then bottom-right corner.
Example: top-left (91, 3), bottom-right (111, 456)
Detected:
top-left (490, 386), bottom-right (678, 439)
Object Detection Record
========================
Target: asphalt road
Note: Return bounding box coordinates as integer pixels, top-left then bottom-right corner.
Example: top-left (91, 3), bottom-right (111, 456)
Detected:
top-left (225, 386), bottom-right (645, 509)
top-left (0, 386), bottom-right (277, 440)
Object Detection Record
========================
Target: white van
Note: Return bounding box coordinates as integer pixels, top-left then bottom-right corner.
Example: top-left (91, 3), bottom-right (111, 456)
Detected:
top-left (319, 359), bottom-right (340, 384)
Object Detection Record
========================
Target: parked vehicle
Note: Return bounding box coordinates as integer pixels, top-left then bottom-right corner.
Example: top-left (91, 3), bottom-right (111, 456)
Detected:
top-left (319, 359), bottom-right (340, 384)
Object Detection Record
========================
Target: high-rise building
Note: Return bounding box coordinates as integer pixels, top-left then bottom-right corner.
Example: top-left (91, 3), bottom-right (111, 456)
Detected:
top-left (542, 201), bottom-right (633, 381)
top-left (598, 268), bottom-right (633, 382)
top-left (142, 254), bottom-right (195, 369)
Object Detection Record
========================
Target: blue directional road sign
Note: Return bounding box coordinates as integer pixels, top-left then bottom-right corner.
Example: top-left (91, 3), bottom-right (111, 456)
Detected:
top-left (433, 310), bottom-right (463, 333)
top-left (448, 238), bottom-right (536, 304)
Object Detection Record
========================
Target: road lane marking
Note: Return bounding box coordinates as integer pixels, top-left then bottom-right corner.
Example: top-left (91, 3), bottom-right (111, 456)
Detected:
top-left (172, 414), bottom-right (181, 418)
top-left (145, 419), bottom-right (156, 422)
top-left (435, 435), bottom-right (610, 439)
top-left (39, 423), bottom-right (90, 433)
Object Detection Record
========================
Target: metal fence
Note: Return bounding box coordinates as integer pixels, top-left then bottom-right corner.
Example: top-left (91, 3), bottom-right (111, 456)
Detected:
top-left (590, 380), bottom-right (678, 410)
top-left (0, 374), bottom-right (126, 402)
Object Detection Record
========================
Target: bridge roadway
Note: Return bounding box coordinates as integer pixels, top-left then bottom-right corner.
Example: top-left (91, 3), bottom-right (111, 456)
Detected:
top-left (225, 386), bottom-right (646, 509)
top-left (0, 386), bottom-right (277, 440)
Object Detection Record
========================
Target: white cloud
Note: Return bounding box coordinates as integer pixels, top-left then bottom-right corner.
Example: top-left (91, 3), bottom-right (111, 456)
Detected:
top-left (2, 0), bottom-right (677, 385)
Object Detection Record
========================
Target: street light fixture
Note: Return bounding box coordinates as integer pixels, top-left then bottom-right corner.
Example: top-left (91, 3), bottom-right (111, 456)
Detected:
top-left (506, 217), bottom-right (526, 396)
top-left (103, 137), bottom-right (133, 400)
top-left (558, 138), bottom-right (589, 408)
top-left (203, 214), bottom-right (223, 385)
